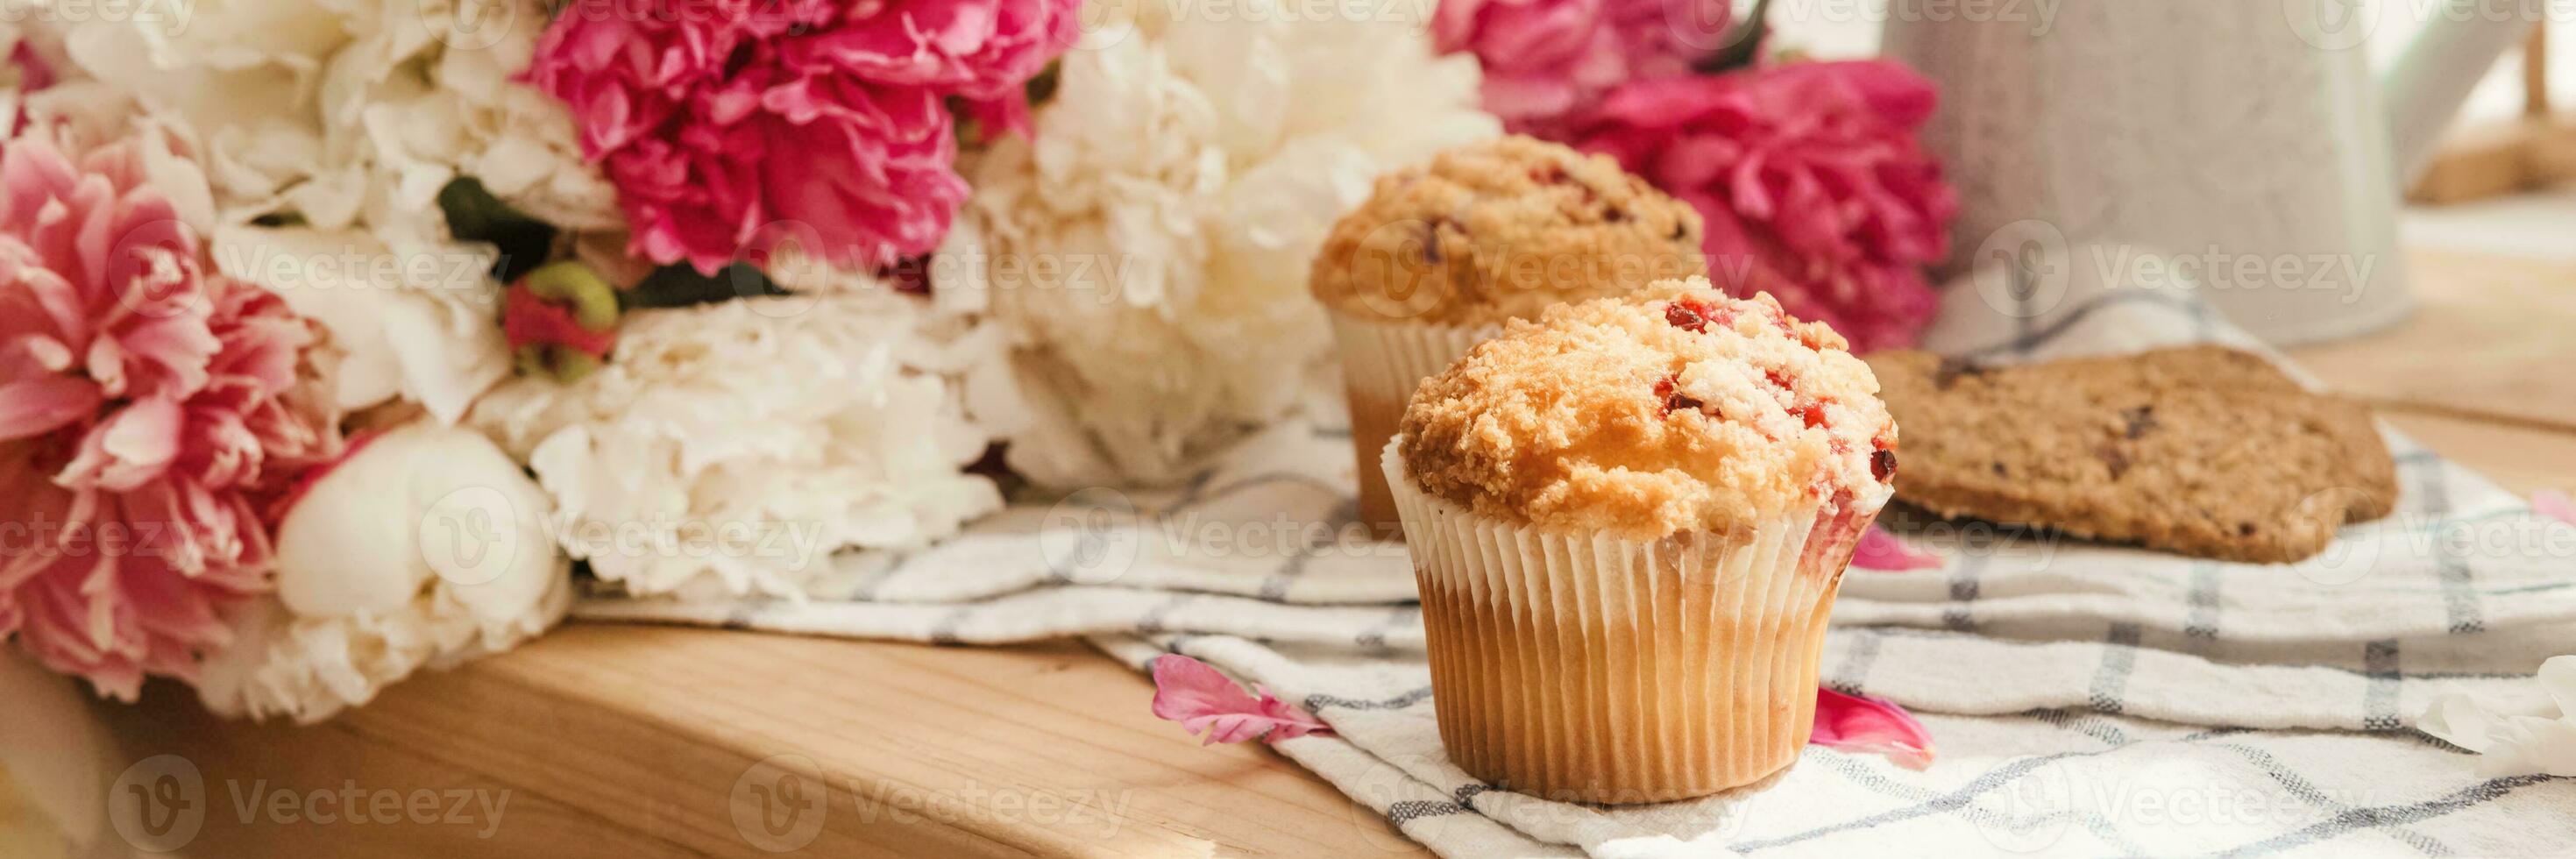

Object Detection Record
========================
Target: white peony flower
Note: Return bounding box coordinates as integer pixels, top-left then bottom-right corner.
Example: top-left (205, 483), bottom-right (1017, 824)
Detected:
top-left (952, 0), bottom-right (1499, 486)
top-left (468, 288), bottom-right (1008, 600)
top-left (46, 0), bottom-right (347, 215)
top-left (211, 224), bottom-right (512, 422)
top-left (195, 422), bottom-right (572, 724)
top-left (2420, 656), bottom-right (2576, 777)
top-left (50, 0), bottom-right (611, 229)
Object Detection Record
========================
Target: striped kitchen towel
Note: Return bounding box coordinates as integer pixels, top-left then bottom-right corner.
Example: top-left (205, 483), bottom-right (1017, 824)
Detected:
top-left (579, 269), bottom-right (2576, 856)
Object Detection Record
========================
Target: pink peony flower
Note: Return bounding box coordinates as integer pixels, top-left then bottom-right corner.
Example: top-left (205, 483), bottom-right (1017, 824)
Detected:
top-left (0, 129), bottom-right (337, 699)
top-left (1433, 0), bottom-right (1731, 138)
top-left (526, 0), bottom-right (1080, 275)
top-left (1572, 60), bottom-right (1958, 352)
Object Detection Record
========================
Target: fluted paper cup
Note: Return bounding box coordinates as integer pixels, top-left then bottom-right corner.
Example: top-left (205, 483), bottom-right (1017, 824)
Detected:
top-left (1330, 312), bottom-right (1498, 540)
top-left (1382, 438), bottom-right (1870, 804)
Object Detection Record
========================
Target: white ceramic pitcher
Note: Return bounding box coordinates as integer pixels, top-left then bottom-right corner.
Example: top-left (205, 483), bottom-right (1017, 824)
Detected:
top-left (1883, 0), bottom-right (2531, 344)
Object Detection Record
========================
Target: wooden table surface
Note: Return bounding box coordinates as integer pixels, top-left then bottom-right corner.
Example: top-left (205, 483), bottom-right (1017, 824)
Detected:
top-left (90, 248), bottom-right (2576, 858)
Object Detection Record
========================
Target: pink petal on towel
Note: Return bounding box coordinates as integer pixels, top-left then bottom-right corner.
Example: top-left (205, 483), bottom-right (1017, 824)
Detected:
top-left (2534, 490), bottom-right (2575, 525)
top-left (1150, 655), bottom-right (1333, 745)
top-left (1813, 687), bottom-right (1936, 769)
top-left (1851, 525), bottom-right (1941, 571)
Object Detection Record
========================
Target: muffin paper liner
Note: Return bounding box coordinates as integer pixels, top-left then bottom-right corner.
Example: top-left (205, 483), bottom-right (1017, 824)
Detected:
top-left (1382, 439), bottom-right (1871, 804)
top-left (1329, 312), bottom-right (1498, 539)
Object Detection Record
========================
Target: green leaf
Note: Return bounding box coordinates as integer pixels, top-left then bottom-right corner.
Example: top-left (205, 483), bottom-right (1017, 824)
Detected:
top-left (1025, 59), bottom-right (1061, 109)
top-left (622, 262), bottom-right (787, 310)
top-left (437, 177), bottom-right (557, 282)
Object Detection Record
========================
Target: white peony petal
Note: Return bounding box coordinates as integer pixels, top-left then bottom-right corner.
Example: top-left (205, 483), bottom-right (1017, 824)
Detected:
top-left (211, 224), bottom-right (510, 421)
top-left (2419, 656), bottom-right (2576, 777)
top-left (2542, 654), bottom-right (2576, 714)
top-left (377, 287), bottom-right (511, 424)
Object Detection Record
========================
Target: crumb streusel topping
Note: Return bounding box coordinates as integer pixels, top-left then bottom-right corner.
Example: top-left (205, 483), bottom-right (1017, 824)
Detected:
top-left (1309, 135), bottom-right (1707, 327)
top-left (1398, 280), bottom-right (1898, 538)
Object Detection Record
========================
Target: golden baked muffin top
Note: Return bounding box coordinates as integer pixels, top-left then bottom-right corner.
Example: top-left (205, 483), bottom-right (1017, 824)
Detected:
top-left (1398, 280), bottom-right (1898, 539)
top-left (1309, 135), bottom-right (1707, 327)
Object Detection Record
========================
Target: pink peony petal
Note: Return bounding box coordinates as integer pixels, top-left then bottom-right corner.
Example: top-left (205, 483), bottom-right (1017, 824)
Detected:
top-left (9, 40), bottom-right (54, 92)
top-left (54, 394), bottom-right (182, 491)
top-left (0, 374), bottom-right (101, 440)
top-left (1150, 655), bottom-right (1332, 745)
top-left (2533, 489), bottom-right (2575, 525)
top-left (1851, 525), bottom-right (1941, 571)
top-left (1812, 687), bottom-right (1936, 769)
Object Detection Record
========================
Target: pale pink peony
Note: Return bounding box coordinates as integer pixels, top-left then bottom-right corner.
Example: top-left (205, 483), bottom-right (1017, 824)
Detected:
top-left (526, 0), bottom-right (1080, 275)
top-left (0, 129), bottom-right (337, 699)
top-left (1573, 60), bottom-right (1958, 352)
top-left (1432, 0), bottom-right (1730, 138)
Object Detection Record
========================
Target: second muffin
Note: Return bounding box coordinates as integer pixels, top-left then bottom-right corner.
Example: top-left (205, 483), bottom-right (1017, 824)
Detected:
top-left (1313, 135), bottom-right (1707, 537)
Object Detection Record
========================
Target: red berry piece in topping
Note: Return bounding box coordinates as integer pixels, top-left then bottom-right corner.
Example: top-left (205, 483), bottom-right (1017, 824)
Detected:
top-left (1664, 302), bottom-right (1707, 331)
top-left (1654, 375), bottom-right (1705, 417)
top-left (1793, 401), bottom-right (1830, 429)
top-left (1664, 298), bottom-right (1730, 333)
top-left (1870, 449), bottom-right (1897, 482)
top-left (1764, 368), bottom-right (1793, 391)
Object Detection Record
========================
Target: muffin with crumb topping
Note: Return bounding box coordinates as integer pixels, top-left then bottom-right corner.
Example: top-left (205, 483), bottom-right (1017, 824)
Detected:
top-left (1313, 135), bottom-right (1705, 536)
top-left (1386, 278), bottom-right (1895, 804)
